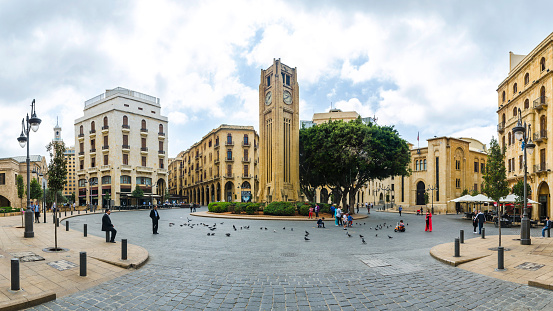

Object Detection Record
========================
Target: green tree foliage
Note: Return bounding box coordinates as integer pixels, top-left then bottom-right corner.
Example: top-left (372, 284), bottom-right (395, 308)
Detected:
top-left (461, 188), bottom-right (469, 196)
top-left (131, 186), bottom-right (144, 204)
top-left (29, 178), bottom-right (42, 201)
top-left (482, 137), bottom-right (509, 203)
top-left (299, 118), bottom-right (410, 213)
top-left (70, 192), bottom-right (76, 204)
top-left (512, 179), bottom-right (532, 211)
top-left (470, 189), bottom-right (479, 196)
top-left (46, 141), bottom-right (68, 206)
top-left (16, 175), bottom-right (24, 208)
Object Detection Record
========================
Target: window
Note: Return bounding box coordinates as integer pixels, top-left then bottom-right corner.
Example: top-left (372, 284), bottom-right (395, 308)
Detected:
top-left (209, 140), bottom-right (212, 147)
top-left (481, 162), bottom-right (485, 173)
top-left (120, 175), bottom-right (131, 184)
top-left (159, 158), bottom-right (164, 169)
top-left (519, 155), bottom-right (523, 170)
top-left (502, 91), bottom-right (505, 102)
top-left (78, 179), bottom-right (86, 187)
top-left (227, 133), bottom-right (232, 144)
top-left (0, 173), bottom-right (4, 185)
top-left (227, 164), bottom-right (232, 176)
top-left (524, 73), bottom-right (530, 85)
top-left (243, 134), bottom-right (249, 145)
top-left (423, 159), bottom-right (427, 170)
top-left (141, 120), bottom-right (146, 130)
top-left (415, 160), bottom-right (419, 171)
top-left (102, 176), bottom-right (111, 184)
top-left (455, 179), bottom-right (460, 189)
top-left (79, 125), bottom-right (84, 135)
top-left (138, 107), bottom-right (143, 111)
top-left (541, 57), bottom-right (546, 71)
top-left (159, 124), bottom-right (163, 134)
top-left (142, 156), bottom-right (146, 167)
top-left (244, 164), bottom-right (249, 177)
top-left (90, 139), bottom-right (95, 150)
top-left (91, 157), bottom-right (96, 168)
top-left (474, 161), bottom-right (478, 173)
top-left (141, 138), bottom-right (146, 148)
top-left (104, 154), bottom-right (108, 165)
top-left (513, 107), bottom-right (517, 117)
top-left (159, 141), bottom-right (163, 152)
top-left (524, 99), bottom-right (529, 109)
top-left (123, 116), bottom-right (128, 126)
top-left (513, 83), bottom-right (517, 94)
top-left (90, 121), bottom-right (95, 132)
top-left (455, 160), bottom-right (461, 170)
top-left (123, 134), bottom-right (128, 146)
top-left (123, 153), bottom-right (128, 165)
top-left (281, 73), bottom-right (290, 86)
top-left (136, 177), bottom-right (152, 185)
top-left (474, 184), bottom-right (478, 192)
top-left (80, 160), bottom-right (84, 170)
top-left (103, 116), bottom-right (108, 127)
top-left (103, 135), bottom-right (108, 147)
top-left (227, 149), bottom-right (232, 160)
top-left (508, 132), bottom-right (511, 145)
top-left (266, 75), bottom-right (271, 87)
top-left (244, 149), bottom-right (248, 160)
top-left (79, 142), bottom-right (84, 153)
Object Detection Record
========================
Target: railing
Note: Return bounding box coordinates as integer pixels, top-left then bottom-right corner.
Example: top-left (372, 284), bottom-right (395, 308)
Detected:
top-left (140, 128), bottom-right (148, 133)
top-left (225, 141), bottom-right (234, 146)
top-left (102, 145), bottom-right (109, 150)
top-left (122, 125), bottom-right (130, 129)
top-left (533, 163), bottom-right (548, 173)
top-left (84, 93), bottom-right (105, 106)
top-left (224, 173), bottom-right (234, 178)
top-left (158, 169), bottom-right (168, 174)
top-left (158, 150), bottom-right (165, 154)
top-left (78, 151), bottom-right (85, 156)
top-left (242, 174), bottom-right (252, 178)
top-left (90, 148), bottom-right (96, 153)
top-left (214, 158), bottom-right (220, 164)
top-left (78, 133), bottom-right (84, 138)
top-left (100, 165), bottom-right (110, 171)
top-left (225, 157), bottom-right (234, 162)
top-left (102, 126), bottom-right (109, 130)
top-left (136, 166), bottom-right (153, 172)
top-left (84, 87), bottom-right (159, 106)
top-left (158, 132), bottom-right (165, 136)
top-left (497, 122), bottom-right (505, 132)
top-left (242, 157), bottom-right (250, 162)
top-left (533, 130), bottom-right (547, 142)
top-left (120, 165), bottom-right (132, 171)
top-left (214, 143), bottom-right (220, 148)
top-left (122, 145), bottom-right (130, 149)
top-left (89, 130), bottom-right (96, 134)
top-left (242, 141), bottom-right (250, 146)
top-left (141, 147), bottom-right (148, 152)
top-left (533, 96), bottom-right (548, 110)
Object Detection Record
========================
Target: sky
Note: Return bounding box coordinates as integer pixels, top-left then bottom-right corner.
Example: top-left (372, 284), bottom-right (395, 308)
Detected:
top-left (1, 0), bottom-right (553, 159)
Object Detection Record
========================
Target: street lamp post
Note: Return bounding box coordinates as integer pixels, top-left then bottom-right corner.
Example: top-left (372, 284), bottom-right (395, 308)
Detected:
top-left (513, 108), bottom-right (535, 245)
top-left (42, 172), bottom-right (47, 223)
top-left (427, 185), bottom-right (438, 215)
top-left (17, 99), bottom-right (41, 238)
top-left (31, 165), bottom-right (42, 223)
top-left (377, 186), bottom-right (391, 210)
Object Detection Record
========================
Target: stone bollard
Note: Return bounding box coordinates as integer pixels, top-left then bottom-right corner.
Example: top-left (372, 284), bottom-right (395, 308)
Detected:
top-left (498, 246), bottom-right (504, 270)
top-left (80, 252), bottom-right (86, 277)
top-left (11, 258), bottom-right (20, 291)
top-left (460, 230), bottom-right (464, 244)
top-left (481, 228), bottom-right (485, 239)
top-left (84, 224), bottom-right (87, 237)
top-left (105, 231), bottom-right (110, 242)
top-left (66, 221), bottom-right (69, 231)
top-left (454, 238), bottom-right (460, 257)
top-left (122, 239), bottom-right (128, 260)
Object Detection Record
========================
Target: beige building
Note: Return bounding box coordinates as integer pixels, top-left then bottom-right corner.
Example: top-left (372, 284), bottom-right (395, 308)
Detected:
top-left (74, 87), bottom-right (168, 207)
top-left (169, 125), bottom-right (259, 204)
top-left (497, 32), bottom-right (553, 220)
top-left (258, 59), bottom-right (300, 203)
top-left (53, 119), bottom-right (76, 201)
top-left (0, 155), bottom-right (47, 209)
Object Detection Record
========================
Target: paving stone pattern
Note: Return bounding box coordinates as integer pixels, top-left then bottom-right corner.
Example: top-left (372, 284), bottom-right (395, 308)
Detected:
top-left (28, 210), bottom-right (553, 310)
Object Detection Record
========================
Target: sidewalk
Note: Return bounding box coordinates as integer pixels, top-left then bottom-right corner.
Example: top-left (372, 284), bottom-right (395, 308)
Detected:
top-left (192, 211), bottom-right (368, 221)
top-left (431, 234), bottom-right (553, 290)
top-left (0, 211), bottom-right (148, 310)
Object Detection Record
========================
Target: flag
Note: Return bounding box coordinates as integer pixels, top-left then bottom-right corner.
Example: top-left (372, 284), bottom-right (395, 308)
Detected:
top-left (417, 132), bottom-right (419, 142)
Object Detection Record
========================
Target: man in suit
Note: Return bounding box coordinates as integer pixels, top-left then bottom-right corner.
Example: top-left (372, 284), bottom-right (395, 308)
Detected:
top-left (150, 205), bottom-right (160, 234)
top-left (477, 210), bottom-right (486, 235)
top-left (102, 209), bottom-right (117, 243)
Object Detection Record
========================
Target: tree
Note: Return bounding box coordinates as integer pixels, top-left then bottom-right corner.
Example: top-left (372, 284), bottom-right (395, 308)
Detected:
top-left (512, 180), bottom-right (531, 215)
top-left (29, 178), bottom-right (42, 202)
top-left (470, 188), bottom-right (479, 196)
top-left (131, 186), bottom-right (144, 205)
top-left (46, 140), bottom-right (67, 250)
top-left (299, 118), bottom-right (410, 213)
top-left (70, 192), bottom-right (76, 204)
top-left (482, 137), bottom-right (509, 247)
top-left (461, 188), bottom-right (469, 196)
top-left (16, 175), bottom-right (24, 226)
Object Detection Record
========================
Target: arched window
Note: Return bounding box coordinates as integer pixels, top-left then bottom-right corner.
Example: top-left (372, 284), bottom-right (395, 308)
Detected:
top-left (524, 73), bottom-right (530, 85)
top-left (90, 121), bottom-right (95, 132)
top-left (508, 132), bottom-right (512, 146)
top-left (513, 83), bottom-right (518, 94)
top-left (103, 116), bottom-right (108, 127)
top-left (513, 107), bottom-right (517, 117)
top-left (141, 119), bottom-right (146, 130)
top-left (502, 91), bottom-right (505, 102)
top-left (159, 124), bottom-right (163, 134)
top-left (541, 57), bottom-right (546, 71)
top-left (502, 113), bottom-right (505, 125)
top-left (123, 115), bottom-right (128, 126)
top-left (79, 125), bottom-right (83, 135)
top-left (502, 136), bottom-right (505, 151)
top-left (540, 85), bottom-right (546, 104)
top-left (524, 99), bottom-right (529, 109)
top-left (541, 115), bottom-right (547, 135)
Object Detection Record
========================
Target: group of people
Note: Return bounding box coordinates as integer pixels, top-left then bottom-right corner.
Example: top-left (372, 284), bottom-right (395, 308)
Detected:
top-left (472, 210), bottom-right (486, 234)
top-left (101, 205), bottom-right (162, 243)
top-left (308, 204), bottom-right (320, 219)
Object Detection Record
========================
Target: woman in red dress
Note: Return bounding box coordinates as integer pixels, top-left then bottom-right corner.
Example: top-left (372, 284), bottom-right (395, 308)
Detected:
top-left (425, 211), bottom-right (433, 232)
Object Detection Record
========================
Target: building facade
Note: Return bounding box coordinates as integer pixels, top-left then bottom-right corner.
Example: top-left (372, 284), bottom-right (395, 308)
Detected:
top-left (53, 118), bottom-right (77, 201)
top-left (169, 125), bottom-right (259, 204)
top-left (0, 155), bottom-right (47, 209)
top-left (74, 87), bottom-right (168, 207)
top-left (497, 32), bottom-right (553, 220)
top-left (258, 59), bottom-right (300, 203)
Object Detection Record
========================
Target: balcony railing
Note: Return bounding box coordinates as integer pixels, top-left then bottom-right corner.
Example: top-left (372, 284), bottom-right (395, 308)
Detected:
top-left (225, 140), bottom-right (234, 146)
top-left (136, 166), bottom-right (153, 172)
top-left (140, 128), bottom-right (148, 133)
top-left (214, 143), bottom-right (220, 149)
top-left (122, 145), bottom-right (131, 149)
top-left (89, 130), bottom-right (96, 134)
top-left (242, 174), bottom-right (252, 178)
top-left (78, 133), bottom-right (84, 138)
top-left (158, 150), bottom-right (165, 154)
top-left (78, 151), bottom-right (85, 156)
top-left (141, 147), bottom-right (148, 152)
top-left (102, 126), bottom-right (109, 130)
top-left (100, 165), bottom-right (110, 171)
top-left (158, 132), bottom-right (165, 136)
top-left (85, 87), bottom-right (159, 107)
top-left (214, 157), bottom-right (220, 164)
top-left (102, 145), bottom-right (109, 150)
top-left (122, 125), bottom-right (130, 129)
top-left (533, 163), bottom-right (548, 173)
top-left (533, 95), bottom-right (548, 110)
top-left (497, 122), bottom-right (505, 133)
top-left (242, 141), bottom-right (250, 147)
top-left (242, 157), bottom-right (250, 162)
top-left (224, 173), bottom-right (234, 178)
top-left (533, 130), bottom-right (548, 142)
top-left (225, 157), bottom-right (234, 162)
top-left (90, 148), bottom-right (96, 153)
top-left (120, 165), bottom-right (132, 171)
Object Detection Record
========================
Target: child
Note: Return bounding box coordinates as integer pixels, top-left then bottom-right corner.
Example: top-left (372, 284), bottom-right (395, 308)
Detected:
top-left (308, 206), bottom-right (314, 219)
top-left (317, 218), bottom-right (325, 228)
top-left (342, 213), bottom-right (348, 230)
top-left (347, 214), bottom-right (353, 227)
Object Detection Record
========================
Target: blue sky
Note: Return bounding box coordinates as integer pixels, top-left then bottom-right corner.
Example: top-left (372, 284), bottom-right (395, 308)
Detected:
top-left (1, 0), bottom-right (553, 159)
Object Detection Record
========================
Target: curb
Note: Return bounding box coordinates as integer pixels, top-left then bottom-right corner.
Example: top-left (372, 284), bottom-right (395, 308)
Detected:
top-left (191, 212), bottom-right (369, 221)
top-left (429, 248), bottom-right (490, 267)
top-left (0, 291), bottom-right (56, 311)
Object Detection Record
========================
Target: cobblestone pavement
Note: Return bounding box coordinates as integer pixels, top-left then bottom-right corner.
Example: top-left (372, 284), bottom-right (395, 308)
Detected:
top-left (28, 209), bottom-right (553, 310)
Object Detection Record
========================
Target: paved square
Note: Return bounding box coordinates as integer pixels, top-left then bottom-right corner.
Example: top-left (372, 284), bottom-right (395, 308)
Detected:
top-left (47, 260), bottom-right (78, 271)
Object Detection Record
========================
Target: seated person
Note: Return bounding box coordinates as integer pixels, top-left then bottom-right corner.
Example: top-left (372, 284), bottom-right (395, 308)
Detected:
top-left (416, 209), bottom-right (421, 215)
top-left (542, 217), bottom-right (552, 237)
top-left (317, 218), bottom-right (325, 228)
top-left (397, 220), bottom-right (405, 231)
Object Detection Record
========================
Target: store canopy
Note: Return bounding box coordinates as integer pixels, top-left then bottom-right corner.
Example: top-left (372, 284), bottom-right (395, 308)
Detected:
top-left (499, 194), bottom-right (539, 204)
top-left (468, 194), bottom-right (494, 203)
top-left (448, 194), bottom-right (474, 203)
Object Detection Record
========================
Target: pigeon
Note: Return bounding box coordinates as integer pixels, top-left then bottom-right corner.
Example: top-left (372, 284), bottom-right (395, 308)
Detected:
top-left (207, 233), bottom-right (211, 236)
top-left (265, 227), bottom-right (268, 230)
top-left (305, 231), bottom-right (310, 236)
top-left (283, 227), bottom-right (286, 230)
top-left (226, 233), bottom-right (231, 237)
top-left (304, 236), bottom-right (310, 241)
top-left (233, 225), bottom-right (236, 230)
top-left (240, 227), bottom-right (242, 230)
top-left (388, 235), bottom-right (393, 239)
top-left (260, 227), bottom-right (263, 230)
top-left (362, 238), bottom-right (366, 244)
top-left (187, 218), bottom-right (192, 222)
top-left (291, 228), bottom-right (293, 231)
top-left (375, 234), bottom-right (378, 237)
top-left (211, 233), bottom-right (215, 236)
top-left (220, 222), bottom-right (224, 225)
top-left (346, 232), bottom-right (352, 237)
top-left (359, 235), bottom-right (364, 238)
top-left (273, 230), bottom-right (276, 233)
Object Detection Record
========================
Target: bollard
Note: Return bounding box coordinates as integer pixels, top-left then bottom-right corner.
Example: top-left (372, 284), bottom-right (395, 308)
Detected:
top-left (460, 230), bottom-right (464, 244)
top-left (498, 246), bottom-right (504, 270)
top-left (86, 208), bottom-right (88, 214)
top-left (78, 209), bottom-right (80, 214)
top-left (481, 227), bottom-right (485, 239)
top-left (64, 209), bottom-right (67, 217)
top-left (122, 239), bottom-right (128, 260)
top-left (84, 224), bottom-right (87, 237)
top-left (66, 221), bottom-right (69, 231)
top-left (71, 209), bottom-right (73, 215)
top-left (454, 238), bottom-right (460, 257)
top-left (105, 231), bottom-right (110, 242)
top-left (56, 218), bottom-right (59, 227)
top-left (80, 252), bottom-right (86, 277)
top-left (11, 258), bottom-right (20, 291)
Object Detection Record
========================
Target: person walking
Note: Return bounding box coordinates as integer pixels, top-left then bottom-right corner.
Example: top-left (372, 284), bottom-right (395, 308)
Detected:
top-left (315, 204), bottom-right (320, 218)
top-left (150, 205), bottom-right (160, 234)
top-left (356, 203), bottom-right (359, 214)
top-left (399, 205), bottom-right (402, 216)
top-left (330, 204), bottom-right (335, 220)
top-left (335, 206), bottom-right (342, 226)
top-left (472, 212), bottom-right (478, 233)
top-left (101, 209), bottom-right (117, 243)
top-left (477, 210), bottom-right (485, 234)
top-left (425, 210), bottom-right (432, 232)
top-left (542, 216), bottom-right (552, 237)
top-left (34, 202), bottom-right (40, 223)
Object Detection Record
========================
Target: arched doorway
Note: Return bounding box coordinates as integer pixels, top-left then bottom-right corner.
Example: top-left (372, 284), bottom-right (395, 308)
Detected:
top-left (156, 178), bottom-right (166, 204)
top-left (200, 187), bottom-right (204, 206)
top-left (216, 183), bottom-right (221, 201)
top-left (416, 181), bottom-right (426, 205)
top-left (0, 195), bottom-right (10, 207)
top-left (225, 181), bottom-right (234, 202)
top-left (240, 181), bottom-right (251, 202)
top-left (379, 193), bottom-right (384, 203)
top-left (211, 184), bottom-right (215, 202)
top-left (320, 188), bottom-right (329, 203)
top-left (205, 186), bottom-right (210, 205)
top-left (538, 182), bottom-right (550, 220)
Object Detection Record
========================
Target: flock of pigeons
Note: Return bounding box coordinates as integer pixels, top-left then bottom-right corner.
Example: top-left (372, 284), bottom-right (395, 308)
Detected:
top-left (171, 217), bottom-right (407, 244)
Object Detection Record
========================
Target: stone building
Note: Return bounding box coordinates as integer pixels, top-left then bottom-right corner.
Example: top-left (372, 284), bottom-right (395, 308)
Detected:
top-left (0, 155), bottom-right (47, 209)
top-left (169, 125), bottom-right (259, 204)
top-left (497, 32), bottom-right (553, 220)
top-left (74, 87), bottom-right (168, 207)
top-left (53, 118), bottom-right (77, 201)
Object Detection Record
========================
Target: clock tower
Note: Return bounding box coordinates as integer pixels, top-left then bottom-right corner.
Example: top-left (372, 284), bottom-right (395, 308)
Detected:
top-left (258, 59), bottom-right (300, 203)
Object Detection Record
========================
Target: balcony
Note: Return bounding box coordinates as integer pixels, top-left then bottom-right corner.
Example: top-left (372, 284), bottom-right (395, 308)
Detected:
top-left (158, 150), bottom-right (165, 156)
top-left (140, 128), bottom-right (148, 136)
top-left (225, 140), bottom-right (234, 146)
top-left (141, 147), bottom-right (148, 154)
top-left (122, 125), bottom-right (130, 132)
top-left (89, 130), bottom-right (96, 135)
top-left (120, 165), bottom-right (132, 171)
top-left (76, 169), bottom-right (86, 175)
top-left (224, 173), bottom-right (234, 178)
top-left (533, 163), bottom-right (548, 173)
top-left (102, 145), bottom-right (109, 150)
top-left (242, 174), bottom-right (252, 178)
top-left (136, 166), bottom-right (153, 173)
top-left (89, 148), bottom-right (96, 154)
top-left (157, 168), bottom-right (168, 174)
top-left (122, 145), bottom-right (131, 151)
top-left (78, 133), bottom-right (84, 139)
top-left (533, 96), bottom-right (548, 111)
top-left (100, 165), bottom-right (110, 171)
top-left (214, 143), bottom-right (220, 149)
top-left (214, 174), bottom-right (220, 179)
top-left (101, 126), bottom-right (109, 133)
top-left (214, 157), bottom-right (220, 164)
top-left (533, 130), bottom-right (548, 143)
top-left (242, 141), bottom-right (250, 147)
top-left (88, 167), bottom-right (97, 174)
top-left (497, 122), bottom-right (505, 133)
top-left (158, 132), bottom-right (165, 138)
top-left (242, 157), bottom-right (251, 162)
top-left (78, 151), bottom-right (85, 156)
top-left (225, 157), bottom-right (234, 162)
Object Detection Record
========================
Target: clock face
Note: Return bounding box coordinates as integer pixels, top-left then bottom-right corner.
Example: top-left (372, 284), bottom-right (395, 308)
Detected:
top-left (265, 91), bottom-right (272, 105)
top-left (283, 90), bottom-right (292, 105)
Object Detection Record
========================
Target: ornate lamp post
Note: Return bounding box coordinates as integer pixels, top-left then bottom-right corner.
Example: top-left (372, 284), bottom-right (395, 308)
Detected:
top-left (427, 185), bottom-right (438, 215)
top-left (513, 108), bottom-right (535, 245)
top-left (377, 185), bottom-right (391, 210)
top-left (17, 99), bottom-right (41, 238)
